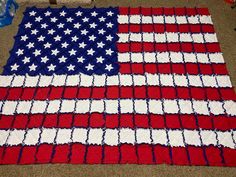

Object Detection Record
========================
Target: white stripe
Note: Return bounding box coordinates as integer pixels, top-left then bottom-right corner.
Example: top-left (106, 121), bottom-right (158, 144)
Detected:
top-left (118, 33), bottom-right (217, 43)
top-left (0, 128), bottom-right (235, 148)
top-left (118, 15), bottom-right (213, 24)
top-left (118, 52), bottom-right (224, 63)
top-left (1, 99), bottom-right (235, 116)
top-left (0, 73), bottom-right (231, 88)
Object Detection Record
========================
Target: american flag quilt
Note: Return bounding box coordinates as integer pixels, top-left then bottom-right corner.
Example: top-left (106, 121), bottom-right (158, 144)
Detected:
top-left (0, 7), bottom-right (236, 166)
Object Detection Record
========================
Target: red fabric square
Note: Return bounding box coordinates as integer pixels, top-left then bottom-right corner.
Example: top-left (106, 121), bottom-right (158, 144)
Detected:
top-left (154, 145), bottom-right (171, 164)
top-left (135, 114), bottom-right (149, 128)
top-left (73, 114), bottom-right (89, 127)
top-left (206, 88), bottom-right (220, 100)
top-left (0, 115), bottom-right (13, 129)
top-left (162, 87), bottom-right (176, 99)
top-left (64, 87), bottom-right (78, 99)
top-left (188, 146), bottom-right (207, 165)
top-left (178, 24), bottom-right (189, 33)
top-left (130, 24), bottom-right (140, 32)
top-left (92, 87), bottom-right (105, 99)
top-left (44, 114), bottom-right (58, 128)
top-left (223, 147), bottom-right (236, 166)
top-left (145, 64), bottom-right (157, 73)
top-left (186, 63), bottom-right (198, 74)
top-left (166, 24), bottom-right (177, 32)
top-left (86, 145), bottom-right (102, 164)
top-left (77, 87), bottom-right (91, 99)
top-left (141, 7), bottom-right (152, 16)
top-left (28, 114), bottom-right (44, 128)
top-left (36, 144), bottom-right (53, 163)
top-left (166, 114), bottom-right (180, 129)
top-left (2, 146), bottom-right (21, 164)
top-left (119, 7), bottom-right (128, 15)
top-left (164, 7), bottom-right (174, 15)
top-left (175, 8), bottom-right (185, 16)
top-left (154, 24), bottom-right (164, 33)
top-left (172, 147), bottom-right (189, 165)
top-left (134, 86), bottom-right (146, 99)
top-left (200, 64), bottom-right (213, 75)
top-left (202, 24), bottom-right (214, 33)
top-left (172, 64), bottom-right (185, 74)
top-left (13, 114), bottom-right (28, 129)
top-left (213, 64), bottom-right (228, 75)
top-left (182, 43), bottom-right (193, 52)
top-left (0, 88), bottom-right (7, 99)
top-left (195, 43), bottom-right (206, 53)
top-left (120, 144), bottom-right (138, 163)
top-left (7, 88), bottom-right (22, 100)
top-left (190, 25), bottom-right (201, 33)
top-left (70, 144), bottom-right (86, 164)
top-left (107, 86), bottom-right (119, 99)
top-left (207, 43), bottom-right (221, 53)
top-left (132, 64), bottom-right (144, 74)
top-left (58, 114), bottom-right (73, 128)
top-left (177, 87), bottom-right (190, 99)
top-left (198, 115), bottom-right (213, 129)
top-left (19, 146), bottom-right (37, 164)
top-left (130, 7), bottom-right (139, 14)
top-left (35, 87), bottom-right (50, 100)
top-left (119, 63), bottom-right (131, 74)
top-left (181, 115), bottom-right (197, 129)
top-left (120, 87), bottom-right (132, 98)
top-left (150, 115), bottom-right (165, 129)
top-left (103, 146), bottom-right (119, 164)
top-left (158, 63), bottom-right (171, 74)
top-left (118, 24), bottom-right (128, 33)
top-left (213, 116), bottom-right (230, 131)
top-left (120, 114), bottom-right (134, 128)
top-left (52, 145), bottom-right (69, 163)
top-left (137, 144), bottom-right (154, 164)
top-left (191, 87), bottom-right (205, 100)
top-left (105, 114), bottom-right (119, 128)
top-left (21, 88), bottom-right (35, 100)
top-left (206, 146), bottom-right (223, 166)
top-left (148, 86), bottom-right (161, 99)
top-left (117, 43), bottom-right (129, 53)
top-left (90, 113), bottom-right (105, 128)
top-left (143, 43), bottom-right (154, 52)
top-left (168, 43), bottom-right (181, 52)
top-left (131, 42), bottom-right (142, 52)
top-left (49, 87), bottom-right (63, 99)
top-left (220, 88), bottom-right (236, 101)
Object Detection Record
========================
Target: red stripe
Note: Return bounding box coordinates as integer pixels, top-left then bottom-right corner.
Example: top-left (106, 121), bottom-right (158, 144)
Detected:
top-left (1, 86), bottom-right (235, 101)
top-left (0, 113), bottom-right (235, 131)
top-left (118, 24), bottom-right (215, 33)
top-left (119, 63), bottom-right (228, 75)
top-left (117, 42), bottom-right (221, 53)
top-left (119, 7), bottom-right (210, 16)
top-left (0, 144), bottom-right (235, 166)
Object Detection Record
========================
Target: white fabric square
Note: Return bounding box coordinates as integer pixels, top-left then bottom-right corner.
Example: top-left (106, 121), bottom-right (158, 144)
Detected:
top-left (160, 74), bottom-right (174, 86)
top-left (170, 52), bottom-right (183, 63)
top-left (179, 100), bottom-right (193, 114)
top-left (133, 75), bottom-right (146, 86)
top-left (136, 129), bottom-right (151, 144)
top-left (163, 100), bottom-right (179, 114)
top-left (180, 33), bottom-right (192, 42)
top-left (41, 128), bottom-right (56, 144)
top-left (88, 128), bottom-right (103, 145)
top-left (130, 33), bottom-right (141, 42)
top-left (149, 100), bottom-right (163, 114)
top-left (165, 16), bottom-right (175, 23)
top-left (2, 101), bottom-right (17, 115)
top-left (205, 33), bottom-right (217, 43)
top-left (153, 16), bottom-right (164, 23)
top-left (118, 53), bottom-right (129, 62)
top-left (56, 129), bottom-right (71, 144)
top-left (0, 130), bottom-right (10, 146)
top-left (12, 75), bottom-right (25, 87)
top-left (200, 130), bottom-right (217, 146)
top-left (38, 75), bottom-right (53, 87)
top-left (17, 101), bottom-right (31, 114)
top-left (91, 100), bottom-right (104, 113)
top-left (118, 33), bottom-right (128, 43)
top-left (152, 129), bottom-right (167, 145)
top-left (67, 75), bottom-right (80, 86)
top-left (72, 128), bottom-right (87, 144)
top-left (94, 75), bottom-right (106, 87)
top-left (188, 16), bottom-right (198, 24)
top-left (192, 33), bottom-right (204, 43)
top-left (184, 130), bottom-right (201, 146)
top-left (155, 34), bottom-right (166, 43)
top-left (0, 75), bottom-right (13, 87)
top-left (166, 32), bottom-right (178, 42)
top-left (131, 53), bottom-right (143, 63)
top-left (80, 75), bottom-right (93, 87)
top-left (47, 100), bottom-right (61, 113)
top-left (52, 75), bottom-right (66, 86)
top-left (176, 16), bottom-right (187, 24)
top-left (31, 101), bottom-right (47, 114)
top-left (107, 75), bottom-right (119, 86)
top-left (216, 76), bottom-right (232, 88)
top-left (217, 131), bottom-right (235, 148)
top-left (188, 75), bottom-right (202, 87)
top-left (105, 100), bottom-right (118, 114)
top-left (184, 53), bottom-right (197, 63)
top-left (135, 100), bottom-right (147, 114)
top-left (200, 15), bottom-right (213, 24)
top-left (157, 52), bottom-right (169, 63)
top-left (142, 16), bottom-right (152, 23)
top-left (25, 75), bottom-right (40, 87)
top-left (209, 101), bottom-right (224, 115)
top-left (118, 15), bottom-right (128, 24)
top-left (120, 74), bottom-right (133, 86)
top-left (75, 100), bottom-right (90, 113)
top-left (120, 128), bottom-right (135, 144)
top-left (24, 129), bottom-right (40, 145)
top-left (146, 74), bottom-right (159, 86)
top-left (7, 129), bottom-right (25, 145)
top-left (174, 74), bottom-right (188, 87)
top-left (130, 15), bottom-right (141, 23)
top-left (202, 75), bottom-right (217, 87)
top-left (193, 100), bottom-right (209, 115)
top-left (143, 33), bottom-right (153, 42)
top-left (197, 53), bottom-right (209, 63)
top-left (168, 130), bottom-right (184, 147)
top-left (61, 100), bottom-right (76, 113)
top-left (120, 99), bottom-right (133, 113)
top-left (209, 53), bottom-right (224, 64)
top-left (104, 129), bottom-right (119, 146)
top-left (144, 52), bottom-right (156, 63)
top-left (224, 100), bottom-right (236, 116)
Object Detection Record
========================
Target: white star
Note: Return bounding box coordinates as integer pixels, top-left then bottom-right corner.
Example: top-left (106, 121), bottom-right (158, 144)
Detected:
top-left (96, 56), bottom-right (104, 63)
top-left (64, 28), bottom-right (72, 35)
top-left (69, 49), bottom-right (76, 56)
top-left (41, 56), bottom-right (49, 63)
top-left (41, 23), bottom-right (48, 28)
top-left (31, 29), bottom-right (38, 35)
top-left (98, 29), bottom-right (105, 35)
top-left (82, 17), bottom-right (89, 22)
top-left (54, 35), bottom-right (61, 41)
top-left (59, 56), bottom-right (67, 63)
top-left (37, 35), bottom-right (45, 42)
top-left (87, 48), bottom-right (95, 56)
top-left (106, 35), bottom-right (113, 41)
top-left (51, 49), bottom-right (59, 56)
top-left (106, 22), bottom-right (113, 28)
top-left (61, 42), bottom-right (69, 48)
top-left (25, 22), bottom-right (32, 28)
top-left (16, 49), bottom-right (24, 56)
top-left (44, 11), bottom-right (51, 16)
top-left (44, 42), bottom-right (51, 49)
top-left (107, 11), bottom-right (114, 16)
top-left (76, 11), bottom-right (82, 16)
top-left (106, 49), bottom-right (113, 56)
top-left (71, 36), bottom-right (78, 42)
top-left (29, 63), bottom-right (37, 71)
top-left (89, 35), bottom-right (96, 41)
top-left (99, 16), bottom-right (106, 22)
top-left (79, 42), bottom-right (86, 48)
top-left (48, 29), bottom-right (55, 35)
top-left (105, 64), bottom-right (113, 71)
top-left (77, 56), bottom-right (85, 63)
top-left (22, 57), bottom-right (30, 64)
top-left (97, 42), bottom-right (105, 48)
top-left (85, 63), bottom-right (94, 71)
top-left (11, 63), bottom-right (19, 71)
top-left (66, 17), bottom-right (73, 22)
top-left (67, 64), bottom-right (75, 71)
top-left (81, 29), bottom-right (88, 35)
top-left (48, 64), bottom-right (56, 71)
top-left (51, 17), bottom-right (58, 22)
top-left (20, 35), bottom-right (28, 41)
top-left (35, 16), bottom-right (42, 22)
top-left (91, 11), bottom-right (98, 17)
top-left (89, 22), bottom-right (97, 29)
top-left (73, 22), bottom-right (81, 29)
top-left (27, 42), bottom-right (34, 49)
top-left (60, 11), bottom-right (66, 16)
top-left (33, 49), bottom-right (41, 57)
top-left (29, 11), bottom-right (36, 16)
top-left (57, 23), bottom-right (64, 28)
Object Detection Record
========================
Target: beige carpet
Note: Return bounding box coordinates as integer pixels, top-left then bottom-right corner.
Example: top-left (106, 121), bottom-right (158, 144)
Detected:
top-left (0, 0), bottom-right (236, 177)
